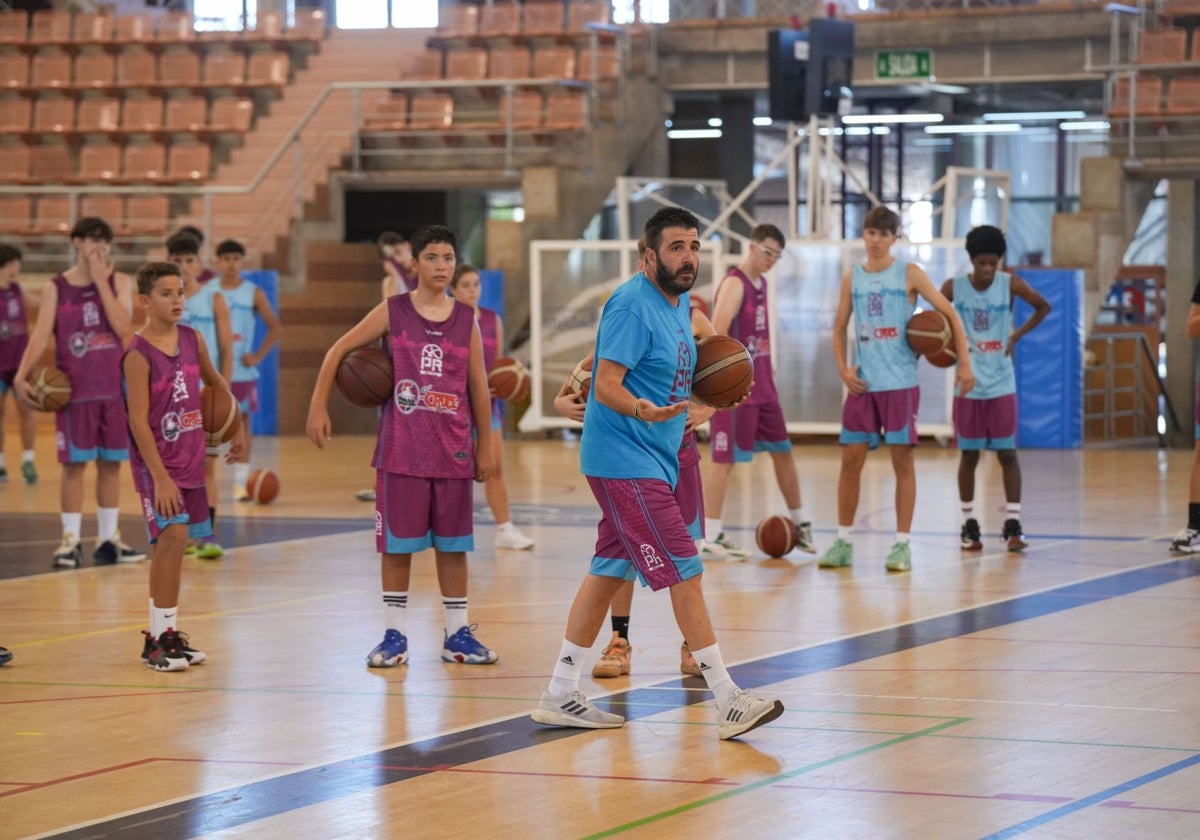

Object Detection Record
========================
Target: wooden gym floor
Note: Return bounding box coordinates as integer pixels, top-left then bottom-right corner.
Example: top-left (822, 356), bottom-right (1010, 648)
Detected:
top-left (1, 427), bottom-right (1198, 839)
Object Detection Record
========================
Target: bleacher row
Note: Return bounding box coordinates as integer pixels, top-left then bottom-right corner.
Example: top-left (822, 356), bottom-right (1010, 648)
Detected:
top-left (1108, 25), bottom-right (1200, 117)
top-left (0, 8), bottom-right (326, 47)
top-left (428, 1), bottom-right (612, 42)
top-left (0, 193), bottom-right (170, 238)
top-left (1, 50), bottom-right (291, 92)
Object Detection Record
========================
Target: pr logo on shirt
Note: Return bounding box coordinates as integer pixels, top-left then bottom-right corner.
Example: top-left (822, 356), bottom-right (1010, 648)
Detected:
top-left (83, 301), bottom-right (100, 328)
top-left (420, 343), bottom-right (444, 377)
top-left (974, 309), bottom-right (990, 331)
top-left (714, 431), bottom-right (729, 453)
top-left (375, 511), bottom-right (383, 536)
top-left (143, 496), bottom-right (156, 523)
top-left (171, 370), bottom-right (189, 403)
top-left (640, 543), bottom-right (665, 572)
top-left (754, 304), bottom-right (767, 332)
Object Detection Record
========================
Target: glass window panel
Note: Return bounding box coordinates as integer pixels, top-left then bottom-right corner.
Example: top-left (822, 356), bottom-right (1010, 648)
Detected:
top-left (336, 0), bottom-right (387, 29)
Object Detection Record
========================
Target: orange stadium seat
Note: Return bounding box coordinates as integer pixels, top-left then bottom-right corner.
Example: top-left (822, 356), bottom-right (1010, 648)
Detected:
top-left (479, 4), bottom-right (521, 39)
top-left (164, 143), bottom-right (210, 182)
top-left (437, 5), bottom-right (479, 39)
top-left (408, 93), bottom-right (454, 130)
top-left (122, 143), bottom-right (167, 181)
top-left (114, 15), bottom-right (154, 45)
top-left (75, 143), bottom-right (122, 181)
top-left (286, 9), bottom-right (327, 41)
top-left (116, 50), bottom-right (158, 88)
top-left (403, 50), bottom-right (443, 81)
top-left (121, 97), bottom-right (164, 132)
top-left (542, 88), bottom-right (586, 129)
top-left (1192, 29), bottom-right (1200, 61)
top-left (363, 96), bottom-right (410, 131)
top-left (165, 97), bottom-right (208, 132)
top-left (498, 90), bottom-right (544, 130)
top-left (1138, 27), bottom-right (1187, 63)
top-left (1109, 75), bottom-right (1163, 117)
top-left (568, 1), bottom-right (611, 31)
top-left (0, 10), bottom-right (29, 45)
top-left (157, 12), bottom-right (196, 43)
top-left (29, 10), bottom-right (72, 45)
top-left (247, 52), bottom-right (289, 87)
top-left (30, 51), bottom-right (73, 89)
top-left (1165, 75), bottom-right (1200, 114)
top-left (123, 194), bottom-right (169, 235)
top-left (0, 196), bottom-right (32, 234)
top-left (247, 11), bottom-right (284, 42)
top-left (0, 53), bottom-right (28, 88)
top-left (489, 46), bottom-right (531, 79)
top-left (73, 14), bottom-right (113, 44)
top-left (209, 97), bottom-right (254, 132)
top-left (80, 194), bottom-right (125, 227)
top-left (204, 51), bottom-right (246, 86)
top-left (576, 45), bottom-right (617, 80)
top-left (160, 51), bottom-right (202, 88)
top-left (29, 145), bottom-right (73, 183)
top-left (523, 2), bottom-right (564, 37)
top-left (0, 145), bottom-right (32, 183)
top-left (445, 48), bottom-right (488, 80)
top-left (32, 98), bottom-right (75, 134)
top-left (74, 52), bottom-right (116, 90)
top-left (0, 98), bottom-right (32, 132)
top-left (30, 195), bottom-right (73, 234)
top-left (76, 98), bottom-right (121, 134)
top-left (532, 46), bottom-right (576, 79)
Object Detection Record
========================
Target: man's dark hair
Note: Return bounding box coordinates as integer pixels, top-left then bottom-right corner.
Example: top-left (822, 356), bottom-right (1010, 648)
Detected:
top-left (70, 216), bottom-right (114, 243)
top-left (965, 225), bottom-right (1007, 260)
top-left (215, 239), bottom-right (246, 257)
top-left (752, 224), bottom-right (785, 248)
top-left (410, 225), bottom-right (457, 258)
top-left (175, 225), bottom-right (205, 245)
top-left (135, 261), bottom-right (181, 296)
top-left (166, 231), bottom-right (201, 257)
top-left (644, 207), bottom-right (700, 252)
top-left (863, 205), bottom-right (900, 235)
top-left (0, 244), bottom-right (22, 268)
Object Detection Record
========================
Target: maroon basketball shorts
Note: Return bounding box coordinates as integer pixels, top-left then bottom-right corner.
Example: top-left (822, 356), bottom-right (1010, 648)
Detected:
top-left (57, 397), bottom-right (129, 464)
top-left (710, 398), bottom-right (791, 464)
top-left (839, 386), bottom-right (920, 448)
top-left (376, 472), bottom-right (474, 554)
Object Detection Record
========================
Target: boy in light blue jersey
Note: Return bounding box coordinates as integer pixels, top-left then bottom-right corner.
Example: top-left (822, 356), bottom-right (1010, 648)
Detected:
top-left (530, 206), bottom-right (784, 742)
top-left (821, 206), bottom-right (974, 573)
top-left (940, 225), bottom-right (1050, 553)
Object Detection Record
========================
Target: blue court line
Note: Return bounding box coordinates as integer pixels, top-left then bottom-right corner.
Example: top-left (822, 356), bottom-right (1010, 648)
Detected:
top-left (48, 557), bottom-right (1200, 839)
top-left (979, 752), bottom-right (1200, 838)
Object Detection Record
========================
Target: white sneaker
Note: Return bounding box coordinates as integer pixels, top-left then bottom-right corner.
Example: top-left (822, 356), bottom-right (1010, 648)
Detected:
top-left (495, 526), bottom-right (534, 550)
top-left (718, 689), bottom-right (785, 740)
top-left (52, 533), bottom-right (83, 568)
top-left (698, 532), bottom-right (749, 562)
top-left (531, 688), bottom-right (624, 729)
top-left (1170, 527), bottom-right (1200, 553)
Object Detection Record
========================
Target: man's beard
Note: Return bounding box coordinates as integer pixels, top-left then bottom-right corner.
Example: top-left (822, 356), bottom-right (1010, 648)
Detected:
top-left (652, 259), bottom-right (697, 298)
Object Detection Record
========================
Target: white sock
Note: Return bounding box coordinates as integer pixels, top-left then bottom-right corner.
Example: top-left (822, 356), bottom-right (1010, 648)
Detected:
top-left (895, 532), bottom-right (910, 544)
top-left (22, 449), bottom-right (33, 464)
top-left (705, 518), bottom-right (722, 538)
top-left (62, 512), bottom-right (82, 540)
top-left (442, 597), bottom-right (468, 635)
top-left (151, 601), bottom-right (178, 637)
top-left (837, 525), bottom-right (853, 542)
top-left (496, 521), bottom-right (513, 533)
top-left (789, 507), bottom-right (806, 525)
top-left (1006, 503), bottom-right (1021, 517)
top-left (233, 463), bottom-right (251, 488)
top-left (98, 507), bottom-right (119, 542)
top-left (961, 502), bottom-right (974, 521)
top-left (690, 642), bottom-right (737, 709)
top-left (548, 639), bottom-right (588, 696)
top-left (383, 591), bottom-right (407, 634)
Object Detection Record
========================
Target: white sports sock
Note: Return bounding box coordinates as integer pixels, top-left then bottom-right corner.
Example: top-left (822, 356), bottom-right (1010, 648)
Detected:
top-left (22, 449), bottom-right (33, 464)
top-left (233, 462), bottom-right (250, 489)
top-left (895, 532), bottom-right (911, 545)
top-left (62, 512), bottom-right (82, 540)
top-left (836, 525), bottom-right (853, 542)
top-left (548, 639), bottom-right (588, 696)
top-left (705, 518), bottom-right (722, 539)
top-left (442, 597), bottom-right (468, 635)
top-left (383, 591), bottom-right (407, 634)
top-left (97, 507), bottom-right (119, 542)
top-left (789, 507), bottom-right (806, 525)
top-left (961, 502), bottom-right (974, 521)
top-left (151, 601), bottom-right (178, 637)
top-left (690, 642), bottom-right (737, 709)
top-left (1006, 503), bottom-right (1021, 516)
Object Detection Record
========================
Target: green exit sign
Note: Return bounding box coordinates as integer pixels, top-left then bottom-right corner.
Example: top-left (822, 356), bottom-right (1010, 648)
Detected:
top-left (875, 49), bottom-right (933, 80)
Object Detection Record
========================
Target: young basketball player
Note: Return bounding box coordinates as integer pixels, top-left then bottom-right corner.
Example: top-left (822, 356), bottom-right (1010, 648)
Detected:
top-left (448, 264), bottom-right (535, 550)
top-left (940, 225), bottom-right (1051, 553)
top-left (175, 225), bottom-right (216, 284)
top-left (0, 244), bottom-right (37, 484)
top-left (532, 207), bottom-right (783, 740)
top-left (123, 261), bottom-right (239, 670)
top-left (819, 206), bottom-right (974, 573)
top-left (213, 240), bottom-right (281, 501)
top-left (1169, 277), bottom-right (1200, 553)
top-left (699, 223), bottom-right (815, 560)
top-left (307, 225), bottom-right (500, 667)
top-left (169, 232), bottom-right (235, 558)
top-left (14, 217), bottom-right (147, 567)
top-left (379, 231), bottom-right (417, 298)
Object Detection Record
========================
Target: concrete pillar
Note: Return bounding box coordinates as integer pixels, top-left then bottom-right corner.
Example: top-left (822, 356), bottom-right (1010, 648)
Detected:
top-left (1165, 179), bottom-right (1200, 449)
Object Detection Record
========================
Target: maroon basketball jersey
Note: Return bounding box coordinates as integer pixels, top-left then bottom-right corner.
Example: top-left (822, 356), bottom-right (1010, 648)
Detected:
top-left (53, 273), bottom-right (123, 402)
top-left (723, 268), bottom-right (777, 405)
top-left (123, 326), bottom-right (206, 491)
top-left (477, 306), bottom-right (499, 372)
top-left (0, 282), bottom-right (28, 372)
top-left (373, 295), bottom-right (476, 478)
top-left (389, 258), bottom-right (418, 293)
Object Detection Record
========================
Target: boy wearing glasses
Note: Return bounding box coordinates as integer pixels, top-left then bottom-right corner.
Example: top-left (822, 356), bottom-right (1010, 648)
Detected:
top-left (698, 224), bottom-right (816, 561)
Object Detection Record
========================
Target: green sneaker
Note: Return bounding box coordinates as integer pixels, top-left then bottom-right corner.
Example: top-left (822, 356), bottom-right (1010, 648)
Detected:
top-left (184, 543), bottom-right (198, 556)
top-left (885, 541), bottom-right (912, 572)
top-left (21, 461), bottom-right (36, 484)
top-left (196, 542), bottom-right (224, 559)
top-left (818, 538), bottom-right (853, 568)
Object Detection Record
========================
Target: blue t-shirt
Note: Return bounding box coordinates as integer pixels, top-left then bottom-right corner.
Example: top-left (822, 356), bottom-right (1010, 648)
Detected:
top-left (217, 280), bottom-right (259, 384)
top-left (580, 273), bottom-right (694, 486)
top-left (953, 272), bottom-right (1015, 399)
top-left (181, 282), bottom-right (221, 372)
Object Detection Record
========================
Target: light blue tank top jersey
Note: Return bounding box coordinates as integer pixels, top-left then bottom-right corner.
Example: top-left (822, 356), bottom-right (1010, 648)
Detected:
top-left (953, 272), bottom-right (1015, 400)
top-left (181, 282), bottom-right (221, 371)
top-left (218, 280), bottom-right (258, 383)
top-left (851, 259), bottom-right (918, 391)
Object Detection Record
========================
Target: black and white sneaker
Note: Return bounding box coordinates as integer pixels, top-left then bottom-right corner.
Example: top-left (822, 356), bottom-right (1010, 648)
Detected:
top-left (961, 518), bottom-right (983, 551)
top-left (95, 531), bottom-right (147, 564)
top-left (53, 534), bottom-right (83, 568)
top-left (1002, 518), bottom-right (1028, 552)
top-left (1170, 527), bottom-right (1200, 553)
top-left (141, 630), bottom-right (189, 672)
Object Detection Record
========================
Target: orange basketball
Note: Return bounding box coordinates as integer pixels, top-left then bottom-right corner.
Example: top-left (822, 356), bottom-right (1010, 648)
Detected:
top-left (906, 310), bottom-right (952, 356)
top-left (489, 357), bottom-right (529, 402)
top-left (200, 387), bottom-right (240, 446)
top-left (568, 355), bottom-right (593, 400)
top-left (336, 346), bottom-right (393, 408)
top-left (756, 515), bottom-right (799, 557)
top-left (926, 347), bottom-right (958, 368)
top-left (26, 365), bottom-right (72, 412)
top-left (692, 335), bottom-right (753, 408)
top-left (246, 468), bottom-right (279, 504)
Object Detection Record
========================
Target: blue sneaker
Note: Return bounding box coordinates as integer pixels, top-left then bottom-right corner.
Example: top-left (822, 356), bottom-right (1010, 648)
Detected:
top-left (366, 628), bottom-right (408, 667)
top-left (442, 623), bottom-right (499, 664)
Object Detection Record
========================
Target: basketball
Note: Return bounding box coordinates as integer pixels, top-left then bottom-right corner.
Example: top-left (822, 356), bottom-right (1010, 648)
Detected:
top-left (489, 357), bottom-right (530, 402)
top-left (690, 294), bottom-right (710, 320)
top-left (246, 468), bottom-right (280, 504)
top-left (756, 515), bottom-right (799, 557)
top-left (336, 346), bottom-right (393, 408)
top-left (927, 347), bottom-right (958, 368)
top-left (906, 310), bottom-right (952, 356)
top-left (568, 356), bottom-right (593, 400)
top-left (25, 366), bottom-right (72, 412)
top-left (692, 334), bottom-right (753, 408)
top-left (200, 387), bottom-right (240, 446)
